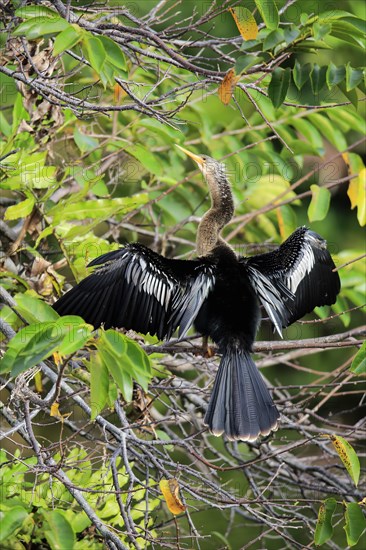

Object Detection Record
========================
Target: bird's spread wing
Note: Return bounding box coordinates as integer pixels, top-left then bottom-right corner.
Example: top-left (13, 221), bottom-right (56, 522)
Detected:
top-left (53, 244), bottom-right (216, 340)
top-left (243, 227), bottom-right (340, 333)
top-left (245, 264), bottom-right (294, 337)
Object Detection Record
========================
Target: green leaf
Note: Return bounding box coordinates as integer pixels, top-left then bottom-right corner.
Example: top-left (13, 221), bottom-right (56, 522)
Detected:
top-left (4, 196), bottom-right (35, 220)
top-left (3, 150), bottom-right (57, 189)
top-left (290, 118), bottom-right (324, 154)
top-left (331, 435), bottom-right (360, 486)
top-left (254, 0), bottom-right (279, 30)
top-left (235, 55), bottom-right (263, 74)
top-left (0, 317), bottom-right (92, 376)
top-left (0, 506), bottom-right (28, 542)
top-left (91, 180), bottom-right (109, 197)
top-left (125, 144), bottom-right (164, 176)
top-left (15, 293), bottom-right (59, 323)
top-left (124, 340), bottom-right (151, 391)
top-left (313, 22), bottom-right (331, 40)
top-left (337, 81), bottom-right (358, 110)
top-left (331, 296), bottom-right (351, 327)
top-left (314, 498), bottom-right (337, 546)
top-left (15, 6), bottom-right (58, 18)
top-left (98, 35), bottom-right (126, 70)
top-left (47, 195), bottom-right (148, 223)
top-left (326, 63), bottom-right (346, 88)
top-left (14, 17), bottom-right (70, 39)
top-left (268, 67), bottom-right (290, 108)
top-left (56, 316), bottom-right (93, 356)
top-left (300, 13), bottom-right (309, 25)
top-left (335, 110), bottom-right (365, 134)
top-left (263, 29), bottom-right (285, 50)
top-left (100, 329), bottom-right (127, 355)
top-left (89, 352), bottom-right (109, 420)
top-left (346, 64), bottom-right (364, 91)
top-left (98, 345), bottom-right (133, 402)
top-left (310, 64), bottom-right (327, 94)
top-left (137, 118), bottom-right (180, 142)
top-left (293, 61), bottom-right (311, 90)
top-left (97, 330), bottom-right (152, 400)
top-left (344, 502), bottom-right (366, 546)
top-left (350, 341), bottom-right (366, 375)
top-left (83, 35), bottom-right (106, 74)
top-left (308, 185), bottom-right (331, 222)
top-left (53, 24), bottom-right (83, 55)
top-left (283, 26), bottom-right (300, 44)
top-left (98, 332), bottom-right (130, 400)
top-left (98, 60), bottom-right (117, 87)
top-left (41, 510), bottom-right (76, 550)
top-left (0, 324), bottom-right (63, 376)
top-left (308, 113), bottom-right (348, 150)
top-left (342, 16), bottom-right (366, 35)
top-left (12, 93), bottom-right (29, 131)
top-left (73, 126), bottom-right (99, 153)
top-left (318, 10), bottom-right (358, 23)
top-left (295, 38), bottom-right (331, 51)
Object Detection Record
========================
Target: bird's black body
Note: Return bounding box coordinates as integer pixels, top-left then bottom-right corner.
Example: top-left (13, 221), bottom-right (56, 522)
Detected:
top-left (194, 246), bottom-right (260, 350)
top-left (53, 147), bottom-right (341, 441)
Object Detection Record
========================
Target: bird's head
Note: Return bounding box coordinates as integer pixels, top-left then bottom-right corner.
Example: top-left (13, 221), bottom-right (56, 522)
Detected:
top-left (176, 145), bottom-right (226, 182)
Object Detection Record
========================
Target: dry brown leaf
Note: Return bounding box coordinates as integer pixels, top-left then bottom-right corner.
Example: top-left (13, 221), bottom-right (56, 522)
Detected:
top-left (218, 68), bottom-right (238, 105)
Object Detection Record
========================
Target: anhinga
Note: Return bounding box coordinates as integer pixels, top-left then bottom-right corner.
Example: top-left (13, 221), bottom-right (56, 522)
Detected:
top-left (53, 146), bottom-right (341, 441)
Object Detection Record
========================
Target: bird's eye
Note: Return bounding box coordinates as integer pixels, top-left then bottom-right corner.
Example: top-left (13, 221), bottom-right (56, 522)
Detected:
top-left (201, 156), bottom-right (207, 161)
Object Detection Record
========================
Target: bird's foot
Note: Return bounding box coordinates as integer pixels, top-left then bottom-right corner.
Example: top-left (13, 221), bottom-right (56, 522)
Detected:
top-left (202, 335), bottom-right (215, 358)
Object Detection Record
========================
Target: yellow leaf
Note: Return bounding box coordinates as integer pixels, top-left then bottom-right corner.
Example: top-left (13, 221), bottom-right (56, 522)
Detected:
top-left (218, 68), bottom-right (238, 105)
top-left (53, 352), bottom-right (63, 366)
top-left (276, 208), bottom-right (285, 239)
top-left (229, 7), bottom-right (258, 40)
top-left (50, 402), bottom-right (62, 418)
top-left (347, 168), bottom-right (366, 225)
top-left (344, 154), bottom-right (365, 223)
top-left (356, 168), bottom-right (366, 226)
top-left (159, 478), bottom-right (186, 515)
top-left (34, 371), bottom-right (43, 393)
top-left (347, 178), bottom-right (359, 209)
top-left (50, 401), bottom-right (71, 423)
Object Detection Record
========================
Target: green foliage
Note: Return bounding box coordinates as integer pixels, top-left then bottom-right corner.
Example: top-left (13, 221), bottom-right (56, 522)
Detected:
top-left (268, 67), bottom-right (291, 108)
top-left (94, 329), bottom-right (152, 407)
top-left (0, 448), bottom-right (159, 549)
top-left (0, 1), bottom-right (365, 548)
top-left (350, 341), bottom-right (366, 375)
top-left (254, 0), bottom-right (279, 30)
top-left (0, 314), bottom-right (93, 376)
top-left (314, 499), bottom-right (366, 547)
top-left (13, 7), bottom-right (126, 87)
top-left (344, 502), bottom-right (366, 546)
top-left (331, 435), bottom-right (361, 487)
top-left (314, 498), bottom-right (337, 546)
top-left (308, 185), bottom-right (331, 222)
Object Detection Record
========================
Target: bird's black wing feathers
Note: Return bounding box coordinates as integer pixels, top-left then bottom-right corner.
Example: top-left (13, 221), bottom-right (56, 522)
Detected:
top-left (244, 227), bottom-right (340, 330)
top-left (53, 244), bottom-right (216, 340)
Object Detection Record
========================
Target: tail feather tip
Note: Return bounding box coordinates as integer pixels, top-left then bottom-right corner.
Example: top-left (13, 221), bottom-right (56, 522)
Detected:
top-left (203, 347), bottom-right (280, 442)
top-left (205, 419), bottom-right (280, 442)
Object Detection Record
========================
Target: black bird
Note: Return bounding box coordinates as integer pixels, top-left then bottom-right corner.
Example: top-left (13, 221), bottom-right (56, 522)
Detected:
top-left (53, 146), bottom-right (341, 441)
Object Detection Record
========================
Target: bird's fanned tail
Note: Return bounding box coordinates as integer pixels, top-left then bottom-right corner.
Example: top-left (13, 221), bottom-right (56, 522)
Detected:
top-left (204, 347), bottom-right (279, 441)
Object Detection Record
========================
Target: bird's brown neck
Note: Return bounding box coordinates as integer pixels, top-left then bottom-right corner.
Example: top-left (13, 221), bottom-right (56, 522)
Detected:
top-left (197, 167), bottom-right (234, 257)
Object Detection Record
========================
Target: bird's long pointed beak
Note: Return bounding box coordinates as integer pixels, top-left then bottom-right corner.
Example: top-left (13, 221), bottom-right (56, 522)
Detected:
top-left (176, 144), bottom-right (204, 166)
